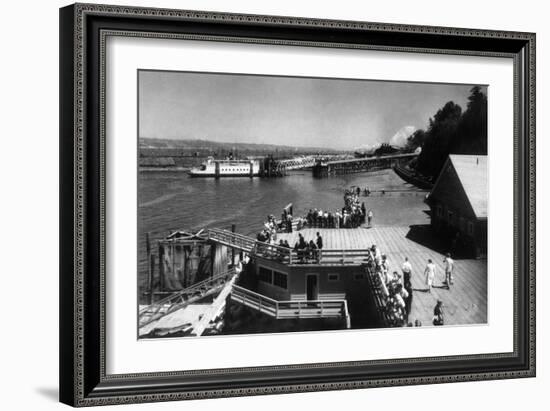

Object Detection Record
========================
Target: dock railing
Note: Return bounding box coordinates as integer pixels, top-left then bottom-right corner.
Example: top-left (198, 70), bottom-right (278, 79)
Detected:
top-left (231, 285), bottom-right (350, 327)
top-left (288, 248), bottom-right (372, 265)
top-left (206, 228), bottom-right (372, 266)
top-left (206, 228), bottom-right (257, 253)
top-left (362, 262), bottom-right (399, 327)
top-left (253, 241), bottom-right (293, 264)
top-left (207, 228), bottom-right (294, 264)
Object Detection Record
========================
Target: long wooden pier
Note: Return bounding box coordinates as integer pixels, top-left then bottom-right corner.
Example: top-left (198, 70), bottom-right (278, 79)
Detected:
top-left (313, 153), bottom-right (418, 177)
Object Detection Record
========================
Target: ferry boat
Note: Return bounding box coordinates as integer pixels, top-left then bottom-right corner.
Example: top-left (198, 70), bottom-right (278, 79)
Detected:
top-left (188, 157), bottom-right (260, 177)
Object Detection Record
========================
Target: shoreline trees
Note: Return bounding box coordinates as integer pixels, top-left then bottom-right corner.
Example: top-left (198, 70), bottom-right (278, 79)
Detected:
top-left (406, 86), bottom-right (487, 180)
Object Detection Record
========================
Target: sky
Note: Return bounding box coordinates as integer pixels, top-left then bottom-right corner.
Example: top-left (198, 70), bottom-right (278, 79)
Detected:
top-left (138, 70), bottom-right (483, 150)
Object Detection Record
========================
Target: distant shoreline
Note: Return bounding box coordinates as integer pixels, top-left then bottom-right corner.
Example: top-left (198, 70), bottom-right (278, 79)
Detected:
top-left (139, 167), bottom-right (190, 172)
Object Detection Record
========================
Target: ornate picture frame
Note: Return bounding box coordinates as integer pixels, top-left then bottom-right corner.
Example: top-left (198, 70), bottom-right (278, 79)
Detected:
top-left (59, 3), bottom-right (535, 407)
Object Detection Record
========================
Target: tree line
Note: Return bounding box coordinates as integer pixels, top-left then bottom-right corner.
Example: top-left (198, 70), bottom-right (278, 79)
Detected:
top-left (405, 86), bottom-right (487, 180)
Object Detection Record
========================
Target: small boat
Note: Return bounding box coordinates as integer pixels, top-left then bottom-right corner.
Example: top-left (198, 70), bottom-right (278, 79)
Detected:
top-left (189, 157), bottom-right (260, 177)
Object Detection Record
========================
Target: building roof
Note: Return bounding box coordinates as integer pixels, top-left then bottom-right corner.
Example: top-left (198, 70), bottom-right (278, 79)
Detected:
top-left (446, 155), bottom-right (487, 219)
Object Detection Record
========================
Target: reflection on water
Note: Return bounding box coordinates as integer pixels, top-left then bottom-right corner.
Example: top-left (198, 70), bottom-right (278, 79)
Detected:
top-left (137, 169), bottom-right (428, 291)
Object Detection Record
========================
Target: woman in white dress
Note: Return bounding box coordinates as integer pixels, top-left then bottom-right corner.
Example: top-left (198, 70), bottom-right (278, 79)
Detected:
top-left (424, 259), bottom-right (436, 293)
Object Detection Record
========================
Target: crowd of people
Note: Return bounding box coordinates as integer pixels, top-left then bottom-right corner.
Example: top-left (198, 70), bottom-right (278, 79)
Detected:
top-left (367, 247), bottom-right (455, 327)
top-left (255, 186), bottom-right (376, 246)
top-left (254, 215), bottom-right (325, 264)
top-left (303, 188), bottom-right (373, 230)
top-left (256, 215), bottom-right (279, 244)
top-left (289, 232), bottom-right (323, 263)
top-left (254, 205), bottom-right (453, 327)
top-left (366, 246), bottom-right (413, 326)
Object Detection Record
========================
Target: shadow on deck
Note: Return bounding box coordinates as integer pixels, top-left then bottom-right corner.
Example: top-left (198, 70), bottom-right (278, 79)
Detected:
top-left (405, 224), bottom-right (477, 260)
top-left (405, 224), bottom-right (450, 255)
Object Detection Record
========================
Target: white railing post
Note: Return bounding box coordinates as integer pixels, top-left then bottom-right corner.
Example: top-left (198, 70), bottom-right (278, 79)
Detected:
top-left (344, 301), bottom-right (351, 329)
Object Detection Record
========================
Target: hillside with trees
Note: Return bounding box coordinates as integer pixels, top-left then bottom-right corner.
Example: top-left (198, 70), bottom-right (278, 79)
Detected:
top-left (405, 86), bottom-right (487, 180)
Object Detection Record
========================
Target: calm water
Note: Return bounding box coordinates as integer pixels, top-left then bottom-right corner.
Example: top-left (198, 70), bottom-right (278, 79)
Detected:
top-left (137, 169), bottom-right (428, 291)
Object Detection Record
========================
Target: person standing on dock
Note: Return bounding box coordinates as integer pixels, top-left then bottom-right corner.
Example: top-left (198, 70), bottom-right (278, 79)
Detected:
top-left (443, 253), bottom-right (455, 288)
top-left (308, 240), bottom-right (317, 261)
top-left (372, 244), bottom-right (382, 269)
top-left (316, 232), bottom-right (323, 248)
top-left (433, 300), bottom-right (445, 326)
top-left (297, 233), bottom-right (307, 263)
top-left (367, 209), bottom-right (374, 227)
top-left (402, 257), bottom-right (412, 285)
top-left (381, 255), bottom-right (390, 284)
top-left (316, 232), bottom-right (323, 261)
top-left (404, 280), bottom-right (413, 323)
top-left (424, 259), bottom-right (436, 293)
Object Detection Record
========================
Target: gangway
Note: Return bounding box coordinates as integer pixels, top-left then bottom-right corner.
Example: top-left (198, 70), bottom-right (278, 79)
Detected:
top-left (206, 228), bottom-right (256, 253)
top-left (138, 268), bottom-right (236, 329)
top-left (206, 228), bottom-right (294, 264)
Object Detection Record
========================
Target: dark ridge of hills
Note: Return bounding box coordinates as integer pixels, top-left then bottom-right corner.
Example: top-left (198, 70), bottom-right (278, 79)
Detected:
top-left (139, 138), bottom-right (347, 153)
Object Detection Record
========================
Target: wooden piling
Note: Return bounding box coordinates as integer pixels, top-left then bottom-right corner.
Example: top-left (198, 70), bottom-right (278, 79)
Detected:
top-left (146, 232), bottom-right (152, 304)
top-left (149, 254), bottom-right (155, 304)
top-left (158, 242), bottom-right (165, 293)
top-left (231, 224), bottom-right (236, 266)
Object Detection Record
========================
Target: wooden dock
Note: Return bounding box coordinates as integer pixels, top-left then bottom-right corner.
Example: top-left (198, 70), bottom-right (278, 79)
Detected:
top-left (277, 227), bottom-right (487, 326)
top-left (312, 152), bottom-right (418, 177)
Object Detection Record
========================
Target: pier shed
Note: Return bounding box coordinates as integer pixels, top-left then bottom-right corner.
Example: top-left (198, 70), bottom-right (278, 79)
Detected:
top-left (157, 231), bottom-right (230, 292)
top-left (428, 155), bottom-right (487, 258)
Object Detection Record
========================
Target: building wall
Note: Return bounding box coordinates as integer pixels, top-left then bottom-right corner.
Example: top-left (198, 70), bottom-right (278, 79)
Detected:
top-left (258, 280), bottom-right (290, 301)
top-left (255, 261), bottom-right (369, 302)
top-left (430, 162), bottom-right (476, 219)
top-left (429, 161), bottom-right (487, 258)
top-left (430, 199), bottom-right (487, 258)
top-left (158, 240), bottom-right (227, 292)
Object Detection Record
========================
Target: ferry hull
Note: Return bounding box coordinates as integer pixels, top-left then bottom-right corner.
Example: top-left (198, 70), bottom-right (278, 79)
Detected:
top-left (188, 172), bottom-right (259, 177)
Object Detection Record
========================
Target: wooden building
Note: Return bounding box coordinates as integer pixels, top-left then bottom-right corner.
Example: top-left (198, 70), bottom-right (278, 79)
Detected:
top-left (157, 231), bottom-right (229, 292)
top-left (253, 256), bottom-right (368, 303)
top-left (428, 155), bottom-right (487, 258)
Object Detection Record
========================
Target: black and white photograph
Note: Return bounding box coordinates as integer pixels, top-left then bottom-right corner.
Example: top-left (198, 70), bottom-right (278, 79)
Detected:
top-left (1, 0), bottom-right (543, 408)
top-left (137, 70), bottom-right (488, 338)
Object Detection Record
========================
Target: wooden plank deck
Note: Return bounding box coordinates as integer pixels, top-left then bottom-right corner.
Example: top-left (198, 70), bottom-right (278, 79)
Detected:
top-left (277, 227), bottom-right (487, 326)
